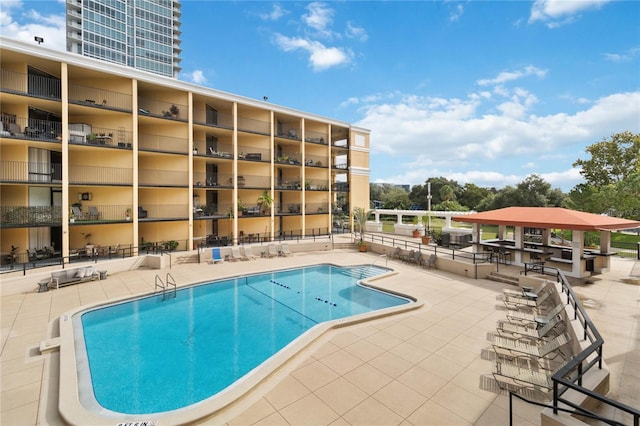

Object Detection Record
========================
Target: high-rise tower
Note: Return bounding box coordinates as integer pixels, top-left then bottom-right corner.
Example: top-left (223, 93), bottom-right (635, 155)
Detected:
top-left (66, 0), bottom-right (182, 78)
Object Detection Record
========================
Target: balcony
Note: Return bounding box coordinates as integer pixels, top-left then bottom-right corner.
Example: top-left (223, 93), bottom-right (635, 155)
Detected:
top-left (137, 204), bottom-right (189, 220)
top-left (139, 133), bottom-right (188, 154)
top-left (0, 161), bottom-right (62, 184)
top-left (138, 98), bottom-right (187, 121)
top-left (305, 203), bottom-right (328, 215)
top-left (1, 115), bottom-right (62, 142)
top-left (276, 179), bottom-right (301, 190)
top-left (237, 115), bottom-right (270, 135)
top-left (237, 145), bottom-right (270, 162)
top-left (69, 83), bottom-right (132, 112)
top-left (193, 173), bottom-right (234, 188)
top-left (304, 179), bottom-right (329, 191)
top-left (193, 109), bottom-right (233, 129)
top-left (235, 174), bottom-right (270, 189)
top-left (304, 154), bottom-right (328, 168)
top-left (0, 69), bottom-right (61, 100)
top-left (139, 169), bottom-right (188, 187)
top-left (68, 124), bottom-right (133, 149)
top-left (193, 203), bottom-right (231, 219)
top-left (69, 204), bottom-right (132, 223)
top-left (275, 153), bottom-right (301, 165)
top-left (276, 203), bottom-right (301, 215)
top-left (276, 128), bottom-right (300, 140)
top-left (1, 205), bottom-right (62, 228)
top-left (305, 130), bottom-right (327, 144)
top-left (332, 182), bottom-right (349, 192)
top-left (69, 165), bottom-right (133, 185)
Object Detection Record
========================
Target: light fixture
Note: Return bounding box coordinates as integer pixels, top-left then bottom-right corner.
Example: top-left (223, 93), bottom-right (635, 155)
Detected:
top-left (263, 96), bottom-right (268, 101)
top-left (34, 36), bottom-right (44, 44)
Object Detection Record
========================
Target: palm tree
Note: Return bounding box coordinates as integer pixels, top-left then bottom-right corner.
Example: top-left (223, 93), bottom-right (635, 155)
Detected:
top-left (352, 206), bottom-right (371, 243)
top-left (257, 191), bottom-right (274, 215)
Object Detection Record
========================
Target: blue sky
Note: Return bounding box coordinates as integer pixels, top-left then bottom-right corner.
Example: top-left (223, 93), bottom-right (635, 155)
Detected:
top-left (2, 1), bottom-right (639, 192)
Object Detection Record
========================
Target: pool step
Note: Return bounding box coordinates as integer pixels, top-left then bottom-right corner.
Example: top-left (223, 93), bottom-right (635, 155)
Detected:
top-left (333, 242), bottom-right (357, 250)
top-left (341, 266), bottom-right (382, 279)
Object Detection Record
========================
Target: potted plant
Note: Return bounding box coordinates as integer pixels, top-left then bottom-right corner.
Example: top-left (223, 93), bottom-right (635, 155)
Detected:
top-left (193, 147), bottom-right (198, 155)
top-left (353, 206), bottom-right (371, 252)
top-left (237, 198), bottom-right (245, 216)
top-left (256, 191), bottom-right (274, 215)
top-left (169, 104), bottom-right (179, 117)
top-left (87, 133), bottom-right (97, 143)
top-left (421, 234), bottom-right (431, 245)
top-left (412, 228), bottom-right (421, 238)
top-left (70, 208), bottom-right (76, 223)
top-left (125, 208), bottom-right (131, 221)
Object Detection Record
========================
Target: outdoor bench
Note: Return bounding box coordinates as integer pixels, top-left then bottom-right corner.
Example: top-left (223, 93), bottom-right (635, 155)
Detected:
top-left (48, 266), bottom-right (98, 289)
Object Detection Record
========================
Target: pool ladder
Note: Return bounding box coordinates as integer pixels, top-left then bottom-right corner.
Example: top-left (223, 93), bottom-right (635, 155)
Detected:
top-left (155, 273), bottom-right (176, 300)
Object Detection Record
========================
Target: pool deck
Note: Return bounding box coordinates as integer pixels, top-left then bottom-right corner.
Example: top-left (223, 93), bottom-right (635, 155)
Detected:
top-left (1, 239), bottom-right (638, 425)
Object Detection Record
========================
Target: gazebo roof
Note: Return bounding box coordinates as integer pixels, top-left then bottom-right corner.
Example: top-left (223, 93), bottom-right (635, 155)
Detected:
top-left (452, 207), bottom-right (640, 231)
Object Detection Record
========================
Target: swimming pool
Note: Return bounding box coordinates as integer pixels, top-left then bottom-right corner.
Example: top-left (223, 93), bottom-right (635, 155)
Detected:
top-left (61, 264), bottom-right (418, 424)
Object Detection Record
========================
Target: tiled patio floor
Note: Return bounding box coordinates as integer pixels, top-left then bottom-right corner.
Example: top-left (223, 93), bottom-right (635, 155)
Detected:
top-left (1, 243), bottom-right (638, 425)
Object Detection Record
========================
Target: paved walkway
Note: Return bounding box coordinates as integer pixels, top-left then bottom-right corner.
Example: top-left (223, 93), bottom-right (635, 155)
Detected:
top-left (1, 243), bottom-right (638, 425)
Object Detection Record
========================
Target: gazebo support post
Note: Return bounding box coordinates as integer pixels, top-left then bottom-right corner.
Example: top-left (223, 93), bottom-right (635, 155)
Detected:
top-left (514, 226), bottom-right (524, 264)
top-left (572, 230), bottom-right (585, 278)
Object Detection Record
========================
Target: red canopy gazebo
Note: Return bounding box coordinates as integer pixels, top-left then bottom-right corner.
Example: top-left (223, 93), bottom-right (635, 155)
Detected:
top-left (453, 207), bottom-right (640, 278)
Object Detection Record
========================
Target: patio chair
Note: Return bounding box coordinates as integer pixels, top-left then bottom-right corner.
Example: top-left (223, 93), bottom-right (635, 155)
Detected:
top-left (243, 246), bottom-right (257, 260)
top-left (267, 244), bottom-right (278, 258)
top-left (88, 206), bottom-right (101, 220)
top-left (496, 314), bottom-right (565, 341)
top-left (278, 243), bottom-right (292, 257)
top-left (108, 244), bottom-right (120, 257)
top-left (500, 288), bottom-right (553, 311)
top-left (493, 361), bottom-right (554, 390)
top-left (427, 254), bottom-right (437, 269)
top-left (503, 281), bottom-right (549, 298)
top-left (211, 247), bottom-right (224, 264)
top-left (28, 248), bottom-right (45, 261)
top-left (138, 206), bottom-right (148, 218)
top-left (231, 246), bottom-right (248, 261)
top-left (506, 303), bottom-right (566, 326)
top-left (489, 332), bottom-right (571, 360)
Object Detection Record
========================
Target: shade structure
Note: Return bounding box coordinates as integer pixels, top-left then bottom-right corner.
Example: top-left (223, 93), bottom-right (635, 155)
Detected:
top-left (452, 207), bottom-right (640, 232)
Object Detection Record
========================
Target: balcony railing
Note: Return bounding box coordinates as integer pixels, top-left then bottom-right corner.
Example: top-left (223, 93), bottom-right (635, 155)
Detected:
top-left (68, 125), bottom-right (133, 149)
top-left (138, 97), bottom-right (187, 121)
top-left (236, 174), bottom-right (270, 189)
top-left (276, 128), bottom-right (300, 140)
top-left (0, 161), bottom-right (63, 183)
top-left (193, 203), bottom-right (231, 219)
top-left (137, 204), bottom-right (189, 219)
top-left (276, 203), bottom-right (301, 215)
top-left (332, 182), bottom-right (349, 192)
top-left (139, 133), bottom-right (188, 154)
top-left (305, 203), bottom-right (329, 214)
top-left (275, 153), bottom-right (301, 165)
top-left (305, 130), bottom-right (327, 144)
top-left (139, 169), bottom-right (188, 187)
top-left (276, 179), bottom-right (301, 190)
top-left (304, 179), bottom-right (329, 190)
top-left (69, 165), bottom-right (133, 185)
top-left (304, 154), bottom-right (328, 168)
top-left (206, 144), bottom-right (234, 159)
top-left (193, 110), bottom-right (233, 129)
top-left (237, 115), bottom-right (270, 135)
top-left (237, 145), bottom-right (270, 162)
top-left (0, 69), bottom-right (62, 100)
top-left (69, 83), bottom-right (132, 112)
top-left (193, 173), bottom-right (234, 188)
top-left (0, 115), bottom-right (62, 142)
top-left (1, 205), bottom-right (62, 228)
top-left (69, 204), bottom-right (132, 223)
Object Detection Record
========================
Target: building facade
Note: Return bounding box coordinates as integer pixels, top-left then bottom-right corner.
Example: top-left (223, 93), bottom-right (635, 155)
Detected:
top-left (66, 0), bottom-right (182, 78)
top-left (0, 38), bottom-right (370, 265)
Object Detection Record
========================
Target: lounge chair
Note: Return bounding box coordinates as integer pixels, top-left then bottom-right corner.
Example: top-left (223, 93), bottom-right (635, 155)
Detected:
top-left (503, 281), bottom-right (550, 298)
top-left (506, 303), bottom-right (566, 326)
top-left (243, 246), bottom-right (257, 260)
top-left (71, 206), bottom-right (84, 220)
top-left (88, 206), bottom-right (101, 220)
top-left (211, 247), bottom-right (224, 264)
top-left (278, 243), bottom-right (292, 257)
top-left (493, 361), bottom-right (554, 390)
top-left (267, 244), bottom-right (278, 258)
top-left (496, 314), bottom-right (565, 341)
top-left (489, 332), bottom-right (571, 359)
top-left (500, 288), bottom-right (553, 311)
top-left (231, 246), bottom-right (247, 261)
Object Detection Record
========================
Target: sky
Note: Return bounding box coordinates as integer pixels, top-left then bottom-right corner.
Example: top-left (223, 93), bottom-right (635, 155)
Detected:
top-left (1, 0), bottom-right (639, 192)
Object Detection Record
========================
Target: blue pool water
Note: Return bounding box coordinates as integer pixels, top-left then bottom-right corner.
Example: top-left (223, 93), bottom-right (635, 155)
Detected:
top-left (78, 264), bottom-right (410, 415)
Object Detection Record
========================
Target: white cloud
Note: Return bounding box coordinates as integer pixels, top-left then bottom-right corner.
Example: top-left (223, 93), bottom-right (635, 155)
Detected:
top-left (602, 46), bottom-right (640, 62)
top-left (302, 2), bottom-right (335, 38)
top-left (186, 70), bottom-right (207, 84)
top-left (273, 34), bottom-right (352, 71)
top-left (355, 90), bottom-right (640, 190)
top-left (529, 0), bottom-right (611, 28)
top-left (345, 22), bottom-right (368, 42)
top-left (477, 65), bottom-right (547, 87)
top-left (450, 4), bottom-right (464, 22)
top-left (259, 4), bottom-right (286, 21)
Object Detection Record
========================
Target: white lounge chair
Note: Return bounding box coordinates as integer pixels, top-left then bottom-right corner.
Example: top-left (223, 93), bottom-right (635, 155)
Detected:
top-left (489, 332), bottom-right (571, 359)
top-left (231, 246), bottom-right (247, 261)
top-left (500, 288), bottom-right (553, 310)
top-left (506, 303), bottom-right (566, 326)
top-left (278, 243), bottom-right (292, 257)
top-left (503, 281), bottom-right (550, 298)
top-left (496, 313), bottom-right (565, 340)
top-left (243, 246), bottom-right (257, 260)
top-left (493, 361), bottom-right (554, 390)
top-left (267, 244), bottom-right (278, 258)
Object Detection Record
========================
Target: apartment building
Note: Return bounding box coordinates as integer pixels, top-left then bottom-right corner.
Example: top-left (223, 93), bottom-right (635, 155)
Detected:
top-left (0, 38), bottom-right (370, 265)
top-left (66, 0), bottom-right (182, 78)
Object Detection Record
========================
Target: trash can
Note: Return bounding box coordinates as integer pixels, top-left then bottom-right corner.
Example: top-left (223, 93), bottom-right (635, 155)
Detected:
top-left (98, 270), bottom-right (107, 280)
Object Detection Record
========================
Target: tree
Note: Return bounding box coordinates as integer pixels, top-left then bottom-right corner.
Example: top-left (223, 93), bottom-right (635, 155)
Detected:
top-left (458, 183), bottom-right (493, 210)
top-left (352, 207), bottom-right (372, 242)
top-left (573, 131), bottom-right (640, 188)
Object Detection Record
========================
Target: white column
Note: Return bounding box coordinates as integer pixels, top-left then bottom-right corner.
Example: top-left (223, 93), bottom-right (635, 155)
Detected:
top-left (572, 230), bottom-right (585, 277)
top-left (514, 226), bottom-right (523, 264)
top-left (472, 223), bottom-right (481, 253)
top-left (445, 214), bottom-right (452, 228)
top-left (396, 214), bottom-right (403, 224)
